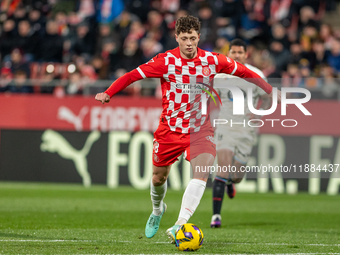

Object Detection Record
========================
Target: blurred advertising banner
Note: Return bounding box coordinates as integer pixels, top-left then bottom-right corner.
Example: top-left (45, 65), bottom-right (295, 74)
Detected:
top-left (0, 94), bottom-right (162, 132)
top-left (0, 94), bottom-right (339, 194)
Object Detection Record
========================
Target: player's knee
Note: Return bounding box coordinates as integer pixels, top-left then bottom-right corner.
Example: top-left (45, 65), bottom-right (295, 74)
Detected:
top-left (152, 174), bottom-right (167, 186)
top-left (232, 178), bottom-right (243, 183)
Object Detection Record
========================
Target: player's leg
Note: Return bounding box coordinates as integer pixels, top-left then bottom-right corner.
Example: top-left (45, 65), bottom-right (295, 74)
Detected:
top-left (176, 152), bottom-right (214, 224)
top-left (231, 159), bottom-right (246, 183)
top-left (211, 148), bottom-right (234, 228)
top-left (151, 165), bottom-right (171, 215)
top-left (145, 164), bottom-right (171, 238)
top-left (167, 153), bottom-right (214, 243)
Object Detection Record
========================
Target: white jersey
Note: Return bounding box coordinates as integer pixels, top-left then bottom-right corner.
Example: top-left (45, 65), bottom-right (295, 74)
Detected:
top-left (214, 63), bottom-right (267, 132)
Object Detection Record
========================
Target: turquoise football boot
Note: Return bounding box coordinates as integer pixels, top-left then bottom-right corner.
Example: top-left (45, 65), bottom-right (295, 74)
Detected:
top-left (145, 203), bottom-right (167, 238)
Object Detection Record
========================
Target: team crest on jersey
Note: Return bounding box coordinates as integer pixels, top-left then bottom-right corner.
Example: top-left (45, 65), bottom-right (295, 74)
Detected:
top-left (202, 66), bottom-right (211, 76)
top-left (226, 57), bottom-right (232, 63)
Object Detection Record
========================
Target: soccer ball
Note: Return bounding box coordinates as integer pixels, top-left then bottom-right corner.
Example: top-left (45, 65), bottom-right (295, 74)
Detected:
top-left (175, 223), bottom-right (204, 251)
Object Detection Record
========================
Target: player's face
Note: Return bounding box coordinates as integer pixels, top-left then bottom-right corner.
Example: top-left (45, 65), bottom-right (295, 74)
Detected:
top-left (228, 46), bottom-right (247, 65)
top-left (176, 29), bottom-right (200, 59)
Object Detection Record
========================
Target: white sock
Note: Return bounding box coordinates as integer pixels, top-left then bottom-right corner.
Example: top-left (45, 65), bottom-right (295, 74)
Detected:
top-left (150, 180), bottom-right (167, 216)
top-left (176, 179), bottom-right (206, 225)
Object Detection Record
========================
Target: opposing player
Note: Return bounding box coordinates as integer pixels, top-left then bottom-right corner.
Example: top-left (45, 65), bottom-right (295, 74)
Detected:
top-left (210, 39), bottom-right (272, 228)
top-left (95, 16), bottom-right (280, 243)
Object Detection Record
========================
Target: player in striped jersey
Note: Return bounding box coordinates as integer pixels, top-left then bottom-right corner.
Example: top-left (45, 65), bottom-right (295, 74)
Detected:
top-left (95, 16), bottom-right (280, 243)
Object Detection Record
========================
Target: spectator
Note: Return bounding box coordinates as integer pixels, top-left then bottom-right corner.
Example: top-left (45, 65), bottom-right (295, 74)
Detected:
top-left (213, 37), bottom-right (230, 56)
top-left (115, 11), bottom-right (139, 46)
top-left (72, 21), bottom-right (95, 57)
top-left (8, 70), bottom-right (33, 93)
top-left (271, 22), bottom-right (290, 49)
top-left (66, 70), bottom-right (84, 95)
top-left (13, 20), bottom-right (38, 61)
top-left (264, 0), bottom-right (294, 27)
top-left (28, 8), bottom-right (46, 37)
top-left (239, 0), bottom-right (266, 42)
top-left (91, 56), bottom-right (108, 79)
top-left (0, 67), bottom-right (13, 92)
top-left (309, 39), bottom-right (329, 72)
top-left (95, 23), bottom-right (121, 55)
top-left (327, 39), bottom-right (340, 75)
top-left (288, 41), bottom-right (310, 65)
top-left (269, 40), bottom-right (290, 72)
top-left (97, 0), bottom-right (124, 24)
top-left (116, 38), bottom-right (143, 72)
top-left (320, 64), bottom-right (338, 99)
top-left (40, 71), bottom-right (58, 94)
top-left (140, 36), bottom-right (163, 62)
top-left (215, 0), bottom-right (243, 40)
top-left (320, 23), bottom-right (334, 50)
top-left (126, 21), bottom-right (145, 41)
top-left (55, 12), bottom-right (70, 37)
top-left (0, 19), bottom-right (16, 58)
top-left (12, 6), bottom-right (27, 25)
top-left (7, 48), bottom-right (30, 78)
top-left (282, 62), bottom-right (301, 88)
top-left (298, 6), bottom-right (317, 32)
top-left (39, 20), bottom-right (64, 62)
top-left (299, 22), bottom-right (318, 52)
top-left (197, 3), bottom-right (217, 51)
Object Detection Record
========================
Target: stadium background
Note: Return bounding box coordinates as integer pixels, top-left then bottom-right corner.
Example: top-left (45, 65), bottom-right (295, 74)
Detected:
top-left (0, 0), bottom-right (340, 195)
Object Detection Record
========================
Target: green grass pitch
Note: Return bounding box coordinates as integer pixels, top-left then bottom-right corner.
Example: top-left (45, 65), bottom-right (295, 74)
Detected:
top-left (0, 182), bottom-right (339, 254)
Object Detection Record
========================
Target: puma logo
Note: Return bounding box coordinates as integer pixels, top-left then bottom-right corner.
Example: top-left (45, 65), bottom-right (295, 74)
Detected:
top-left (40, 129), bottom-right (101, 187)
top-left (58, 106), bottom-right (89, 131)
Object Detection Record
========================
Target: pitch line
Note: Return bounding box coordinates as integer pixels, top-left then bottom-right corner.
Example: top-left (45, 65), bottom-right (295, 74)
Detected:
top-left (0, 240), bottom-right (339, 248)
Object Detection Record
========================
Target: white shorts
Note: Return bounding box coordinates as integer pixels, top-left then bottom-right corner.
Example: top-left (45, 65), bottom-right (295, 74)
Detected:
top-left (214, 127), bottom-right (256, 164)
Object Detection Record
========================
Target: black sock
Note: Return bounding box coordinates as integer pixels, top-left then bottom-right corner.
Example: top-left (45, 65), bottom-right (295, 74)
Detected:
top-left (212, 178), bottom-right (225, 215)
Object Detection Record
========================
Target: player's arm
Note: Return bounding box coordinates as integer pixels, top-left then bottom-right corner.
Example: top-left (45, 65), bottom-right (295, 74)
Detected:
top-left (95, 54), bottom-right (166, 104)
top-left (217, 54), bottom-right (281, 103)
top-left (260, 94), bottom-right (272, 110)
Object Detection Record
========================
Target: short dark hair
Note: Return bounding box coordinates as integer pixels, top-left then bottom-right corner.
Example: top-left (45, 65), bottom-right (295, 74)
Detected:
top-left (230, 39), bottom-right (247, 51)
top-left (175, 15), bottom-right (200, 35)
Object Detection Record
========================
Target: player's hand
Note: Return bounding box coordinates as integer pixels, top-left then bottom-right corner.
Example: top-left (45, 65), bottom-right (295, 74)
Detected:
top-left (269, 89), bottom-right (281, 104)
top-left (95, 92), bottom-right (110, 104)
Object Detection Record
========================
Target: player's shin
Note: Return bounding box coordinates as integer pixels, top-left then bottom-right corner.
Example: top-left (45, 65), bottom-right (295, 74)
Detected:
top-left (150, 179), bottom-right (167, 216)
top-left (212, 177), bottom-right (226, 215)
top-left (176, 179), bottom-right (206, 225)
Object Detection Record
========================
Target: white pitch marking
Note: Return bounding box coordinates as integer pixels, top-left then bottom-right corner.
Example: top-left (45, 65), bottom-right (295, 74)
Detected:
top-left (0, 240), bottom-right (339, 247)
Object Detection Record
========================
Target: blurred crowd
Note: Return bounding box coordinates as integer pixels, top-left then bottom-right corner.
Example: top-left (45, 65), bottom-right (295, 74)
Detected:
top-left (0, 0), bottom-right (340, 99)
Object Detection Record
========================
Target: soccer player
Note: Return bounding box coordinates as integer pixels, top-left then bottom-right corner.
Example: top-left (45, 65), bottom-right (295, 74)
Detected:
top-left (210, 39), bottom-right (271, 228)
top-left (95, 16), bottom-right (280, 243)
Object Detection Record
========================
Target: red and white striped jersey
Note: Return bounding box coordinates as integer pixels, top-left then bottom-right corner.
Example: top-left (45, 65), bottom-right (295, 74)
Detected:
top-left (105, 47), bottom-right (272, 134)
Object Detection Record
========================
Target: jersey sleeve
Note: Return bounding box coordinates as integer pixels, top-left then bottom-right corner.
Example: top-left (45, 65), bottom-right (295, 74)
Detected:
top-left (255, 70), bottom-right (268, 96)
top-left (247, 65), bottom-right (268, 96)
top-left (105, 54), bottom-right (166, 97)
top-left (216, 54), bottom-right (272, 94)
top-left (136, 53), bottom-right (167, 79)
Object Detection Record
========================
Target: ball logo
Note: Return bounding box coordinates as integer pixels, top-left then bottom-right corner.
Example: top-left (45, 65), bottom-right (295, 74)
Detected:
top-left (202, 67), bottom-right (211, 76)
